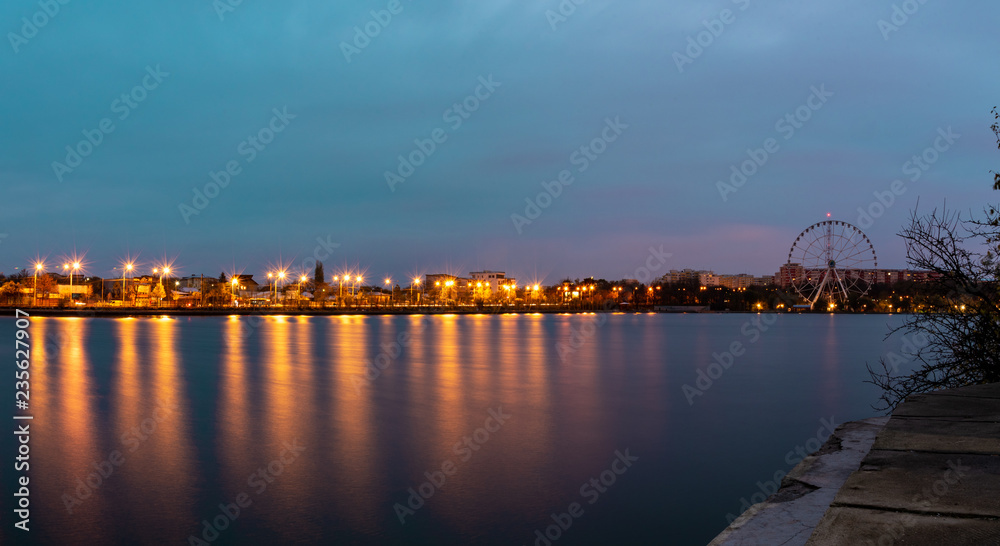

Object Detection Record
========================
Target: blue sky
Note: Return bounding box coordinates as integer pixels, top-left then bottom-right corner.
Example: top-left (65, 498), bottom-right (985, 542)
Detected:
top-left (1, 0), bottom-right (997, 283)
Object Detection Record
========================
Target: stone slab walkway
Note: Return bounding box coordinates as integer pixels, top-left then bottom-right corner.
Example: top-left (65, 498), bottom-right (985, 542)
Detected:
top-left (806, 383), bottom-right (1000, 545)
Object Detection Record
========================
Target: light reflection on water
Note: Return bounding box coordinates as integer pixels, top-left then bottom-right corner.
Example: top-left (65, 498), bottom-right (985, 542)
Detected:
top-left (0, 314), bottom-right (897, 545)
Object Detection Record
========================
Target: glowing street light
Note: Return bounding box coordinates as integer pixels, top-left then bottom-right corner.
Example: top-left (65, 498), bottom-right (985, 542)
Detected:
top-left (151, 264), bottom-right (171, 306)
top-left (443, 279), bottom-right (455, 304)
top-left (231, 276), bottom-right (240, 306)
top-left (353, 275), bottom-right (363, 305)
top-left (33, 262), bottom-right (44, 306)
top-left (410, 277), bottom-right (420, 306)
top-left (528, 284), bottom-right (540, 308)
top-left (63, 261), bottom-right (81, 301)
top-left (122, 261), bottom-right (134, 306)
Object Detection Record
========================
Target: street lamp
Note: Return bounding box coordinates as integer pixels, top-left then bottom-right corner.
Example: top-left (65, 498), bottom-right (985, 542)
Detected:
top-left (33, 262), bottom-right (44, 306)
top-left (231, 276), bottom-right (239, 306)
top-left (444, 279), bottom-right (454, 305)
top-left (299, 275), bottom-right (308, 305)
top-left (123, 262), bottom-right (134, 306)
top-left (277, 271), bottom-right (286, 303)
top-left (385, 278), bottom-right (392, 307)
top-left (151, 265), bottom-right (170, 306)
top-left (163, 268), bottom-right (171, 305)
top-left (65, 261), bottom-right (81, 302)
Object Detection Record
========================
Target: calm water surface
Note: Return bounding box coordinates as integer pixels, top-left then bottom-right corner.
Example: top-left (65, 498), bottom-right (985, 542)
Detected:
top-left (0, 313), bottom-right (901, 545)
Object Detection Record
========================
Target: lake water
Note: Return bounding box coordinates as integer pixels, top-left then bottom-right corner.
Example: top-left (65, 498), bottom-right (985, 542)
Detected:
top-left (0, 313), bottom-right (903, 545)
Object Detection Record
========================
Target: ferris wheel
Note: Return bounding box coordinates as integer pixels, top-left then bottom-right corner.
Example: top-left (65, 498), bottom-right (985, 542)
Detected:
top-left (787, 219), bottom-right (878, 309)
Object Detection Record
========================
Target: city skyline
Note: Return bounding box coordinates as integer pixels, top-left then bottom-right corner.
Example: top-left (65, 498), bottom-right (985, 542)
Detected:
top-left (2, 3), bottom-right (997, 281)
top-left (0, 210), bottom-right (941, 284)
top-left (4, 245), bottom-right (932, 290)
top-left (0, 213), bottom-right (947, 284)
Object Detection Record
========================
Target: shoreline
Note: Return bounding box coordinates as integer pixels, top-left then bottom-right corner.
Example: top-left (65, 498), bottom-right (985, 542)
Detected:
top-left (0, 307), bottom-right (908, 318)
top-left (712, 382), bottom-right (1000, 544)
top-left (0, 307), bottom-right (681, 318)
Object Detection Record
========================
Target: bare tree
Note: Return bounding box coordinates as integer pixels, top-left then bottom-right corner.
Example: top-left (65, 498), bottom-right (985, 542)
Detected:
top-left (867, 108), bottom-right (1000, 411)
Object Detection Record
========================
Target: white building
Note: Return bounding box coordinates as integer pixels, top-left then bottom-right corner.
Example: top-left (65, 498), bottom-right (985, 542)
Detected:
top-left (469, 271), bottom-right (515, 295)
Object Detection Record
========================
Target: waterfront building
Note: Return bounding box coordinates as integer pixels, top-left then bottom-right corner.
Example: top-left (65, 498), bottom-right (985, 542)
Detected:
top-left (469, 271), bottom-right (515, 295)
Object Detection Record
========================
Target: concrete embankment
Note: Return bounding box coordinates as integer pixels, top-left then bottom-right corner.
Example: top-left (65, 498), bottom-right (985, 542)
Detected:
top-left (0, 306), bottom-right (628, 318)
top-left (712, 382), bottom-right (1000, 545)
top-left (710, 417), bottom-right (889, 545)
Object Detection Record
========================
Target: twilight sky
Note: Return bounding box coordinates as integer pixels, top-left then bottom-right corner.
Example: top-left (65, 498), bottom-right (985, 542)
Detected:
top-left (1, 1), bottom-right (997, 284)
